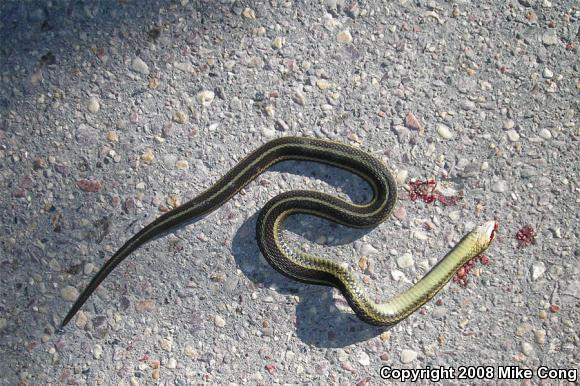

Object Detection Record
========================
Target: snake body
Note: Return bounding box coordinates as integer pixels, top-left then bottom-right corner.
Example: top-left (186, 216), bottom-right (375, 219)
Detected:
top-left (60, 137), bottom-right (497, 328)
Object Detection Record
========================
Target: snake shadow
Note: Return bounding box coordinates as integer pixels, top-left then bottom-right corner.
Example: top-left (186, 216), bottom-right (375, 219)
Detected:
top-left (231, 161), bottom-right (392, 347)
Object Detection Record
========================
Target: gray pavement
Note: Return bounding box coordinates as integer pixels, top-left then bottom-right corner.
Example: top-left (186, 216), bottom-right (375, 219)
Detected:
top-left (0, 0), bottom-right (578, 384)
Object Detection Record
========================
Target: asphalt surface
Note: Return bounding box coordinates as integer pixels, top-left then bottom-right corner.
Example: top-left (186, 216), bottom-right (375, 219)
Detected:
top-left (0, 0), bottom-right (578, 385)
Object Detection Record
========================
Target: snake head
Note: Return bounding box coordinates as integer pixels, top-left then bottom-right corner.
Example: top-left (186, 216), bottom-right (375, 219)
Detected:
top-left (475, 221), bottom-right (499, 249)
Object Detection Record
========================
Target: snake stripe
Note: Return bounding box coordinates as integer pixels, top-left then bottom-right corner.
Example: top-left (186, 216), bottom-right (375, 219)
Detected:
top-left (60, 137), bottom-right (497, 329)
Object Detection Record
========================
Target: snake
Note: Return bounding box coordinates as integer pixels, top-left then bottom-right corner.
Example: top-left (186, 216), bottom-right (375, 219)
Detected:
top-left (60, 136), bottom-right (497, 329)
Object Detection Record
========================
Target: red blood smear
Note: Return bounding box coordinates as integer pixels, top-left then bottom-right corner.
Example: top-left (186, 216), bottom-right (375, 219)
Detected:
top-left (516, 224), bottom-right (536, 248)
top-left (453, 254), bottom-right (492, 288)
top-left (408, 178), bottom-right (463, 206)
top-left (479, 255), bottom-right (490, 265)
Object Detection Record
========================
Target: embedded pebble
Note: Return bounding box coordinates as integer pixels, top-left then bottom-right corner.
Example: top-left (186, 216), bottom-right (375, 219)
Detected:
top-left (337, 30), bottom-right (353, 43)
top-left (130, 111), bottom-right (139, 123)
top-left (507, 129), bottom-right (520, 142)
top-left (175, 160), bottom-right (189, 170)
top-left (75, 311), bottom-right (88, 329)
top-left (538, 310), bottom-right (548, 320)
top-left (393, 207), bottom-right (406, 221)
top-left (526, 9), bottom-right (538, 22)
top-left (413, 231), bottom-right (428, 240)
top-left (33, 158), bottom-right (48, 170)
top-left (262, 127), bottom-right (276, 138)
top-left (173, 111), bottom-right (188, 124)
top-left (214, 315), bottom-right (226, 328)
top-left (380, 331), bottom-right (391, 342)
top-left (272, 37), bottom-right (285, 49)
top-left (93, 344), bottom-right (103, 359)
top-left (400, 349), bottom-right (417, 364)
top-left (184, 345), bottom-right (198, 358)
top-left (292, 90), bottom-right (306, 106)
top-left (77, 179), bottom-right (102, 192)
top-left (230, 97), bottom-right (242, 110)
top-left (166, 358), bottom-right (177, 369)
top-left (61, 286), bottom-right (79, 301)
top-left (87, 96), bottom-right (100, 113)
top-left (337, 349), bottom-right (349, 362)
top-left (242, 7), bottom-right (256, 18)
top-left (357, 351), bottom-right (370, 366)
top-left (396, 253), bottom-right (414, 269)
top-left (516, 323), bottom-right (532, 337)
top-left (404, 112), bottom-right (422, 131)
top-left (316, 79), bottom-right (331, 90)
top-left (531, 262), bottom-right (546, 280)
top-left (417, 259), bottom-right (430, 270)
top-left (393, 125), bottom-right (411, 143)
top-left (432, 306), bottom-right (447, 320)
top-left (357, 256), bottom-right (368, 271)
top-left (341, 361), bottom-right (356, 372)
top-left (448, 211), bottom-right (461, 222)
top-left (273, 119), bottom-right (288, 133)
top-left (461, 100), bottom-right (475, 111)
top-left (84, 262), bottom-right (95, 275)
top-left (503, 119), bottom-right (515, 130)
top-left (148, 78), bottom-right (159, 89)
top-left (534, 329), bottom-right (546, 344)
top-left (391, 270), bottom-right (405, 281)
top-left (542, 68), bottom-right (554, 79)
top-left (142, 149), bottom-right (155, 162)
top-left (160, 338), bottom-right (173, 352)
top-left (197, 90), bottom-right (215, 106)
top-left (174, 62), bottom-right (196, 74)
top-left (360, 243), bottom-right (379, 255)
top-left (491, 180), bottom-right (508, 193)
top-left (539, 128), bottom-right (552, 139)
top-left (263, 325), bottom-right (273, 337)
top-left (107, 131), bottom-right (119, 142)
top-left (131, 57), bottom-right (149, 74)
top-left (542, 30), bottom-right (558, 45)
top-left (395, 169), bottom-right (408, 184)
top-left (436, 124), bottom-right (453, 139)
top-left (263, 104), bottom-right (275, 116)
top-left (521, 342), bottom-right (534, 356)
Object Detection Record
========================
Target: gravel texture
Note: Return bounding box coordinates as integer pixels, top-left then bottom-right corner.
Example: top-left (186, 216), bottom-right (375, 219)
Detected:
top-left (0, 0), bottom-right (578, 385)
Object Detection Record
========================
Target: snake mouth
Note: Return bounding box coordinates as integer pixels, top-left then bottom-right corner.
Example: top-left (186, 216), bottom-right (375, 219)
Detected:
top-left (483, 221), bottom-right (499, 242)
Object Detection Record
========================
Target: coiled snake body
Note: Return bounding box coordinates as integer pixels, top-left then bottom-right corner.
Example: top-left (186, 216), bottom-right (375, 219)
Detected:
top-left (61, 137), bottom-right (497, 328)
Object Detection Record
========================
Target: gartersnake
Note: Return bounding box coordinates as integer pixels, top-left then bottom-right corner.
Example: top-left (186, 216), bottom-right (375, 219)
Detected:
top-left (60, 136), bottom-right (497, 328)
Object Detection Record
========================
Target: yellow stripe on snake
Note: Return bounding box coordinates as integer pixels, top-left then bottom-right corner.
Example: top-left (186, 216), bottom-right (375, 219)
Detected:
top-left (60, 137), bottom-right (497, 329)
